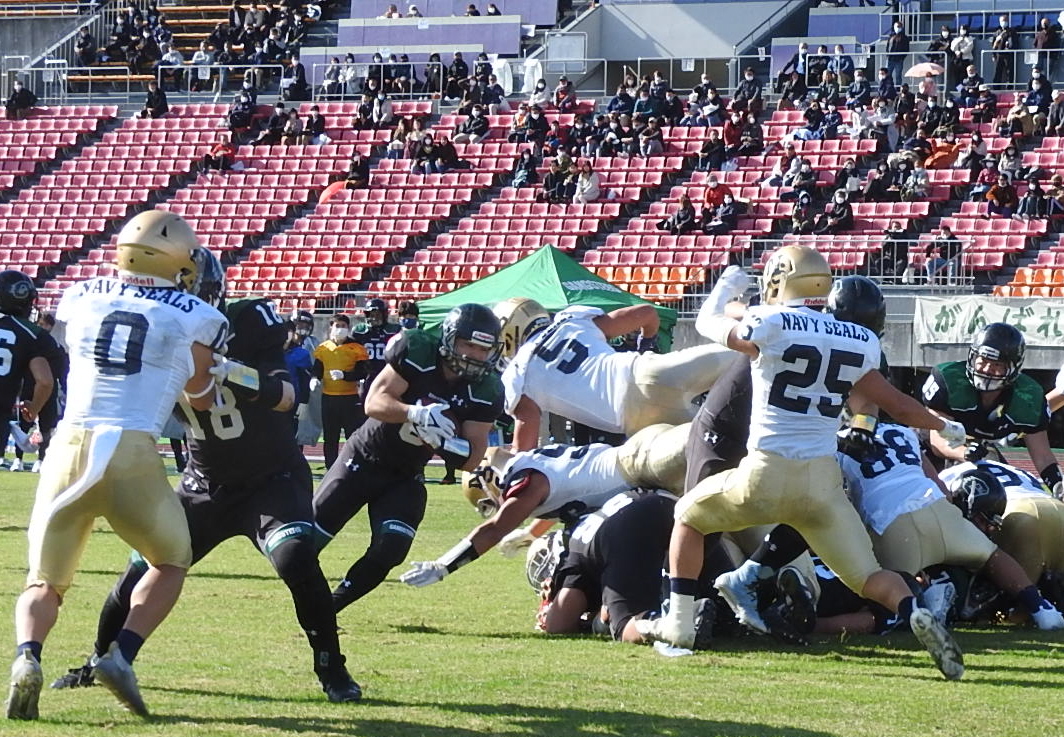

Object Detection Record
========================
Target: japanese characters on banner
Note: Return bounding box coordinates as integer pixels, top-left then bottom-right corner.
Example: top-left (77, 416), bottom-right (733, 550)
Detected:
top-left (914, 297), bottom-right (1064, 347)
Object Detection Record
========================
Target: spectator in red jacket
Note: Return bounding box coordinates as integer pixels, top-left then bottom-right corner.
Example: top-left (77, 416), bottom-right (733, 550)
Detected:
top-left (700, 175), bottom-right (733, 221)
top-left (203, 132), bottom-right (236, 172)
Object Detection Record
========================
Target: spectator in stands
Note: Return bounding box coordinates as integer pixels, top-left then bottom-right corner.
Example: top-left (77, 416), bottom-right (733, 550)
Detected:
top-left (1045, 173), bottom-right (1064, 215)
top-left (997, 96), bottom-right (1035, 139)
top-left (633, 90), bottom-right (660, 119)
top-left (1028, 66), bottom-right (1052, 92)
top-left (932, 97), bottom-right (961, 136)
top-left (281, 108), bottom-right (303, 144)
top-left (916, 71), bottom-right (937, 103)
top-left (969, 84), bottom-right (997, 124)
top-left (544, 120), bottom-right (566, 154)
top-left (875, 219), bottom-right (911, 280)
top-left (954, 129), bottom-right (986, 173)
top-left (901, 160), bottom-right (929, 201)
top-left (986, 173), bottom-right (1019, 217)
top-left (787, 158), bottom-right (817, 201)
top-left (1026, 80), bottom-right (1052, 134)
top-left (371, 91), bottom-right (395, 129)
top-left (227, 0), bottom-right (244, 29)
top-left (1036, 18), bottom-right (1060, 78)
top-left (657, 195), bottom-right (697, 235)
top-left (639, 118), bottom-right (665, 157)
top-left (765, 143), bottom-right (798, 187)
top-left (537, 160), bottom-right (568, 203)
top-left (1016, 176), bottom-right (1046, 220)
top-left (890, 126), bottom-right (932, 168)
top-left (303, 105), bottom-right (328, 144)
top-left (526, 105), bottom-right (549, 150)
top-left (926, 26), bottom-right (954, 84)
top-left (997, 142), bottom-right (1024, 182)
top-left (895, 82), bottom-right (917, 137)
top-left (347, 93), bottom-right (371, 130)
top-left (378, 3), bottom-right (400, 18)
top-left (156, 42), bottom-right (185, 91)
top-left (203, 132), bottom-right (237, 172)
top-left (404, 117), bottom-right (428, 158)
top-left (971, 158), bottom-right (999, 199)
top-left (924, 129), bottom-right (963, 169)
top-left (453, 104), bottom-right (490, 144)
top-left (691, 74), bottom-right (716, 105)
top-left (411, 134), bottom-right (437, 174)
top-left (807, 45), bottom-right (829, 85)
top-left (835, 158), bottom-right (863, 198)
top-left (660, 89), bottom-right (684, 126)
top-left (702, 192), bottom-right (741, 235)
top-left (529, 78), bottom-right (551, 107)
top-left (281, 53), bottom-right (309, 102)
top-left (486, 3), bottom-right (501, 15)
top-left (340, 152), bottom-right (368, 189)
top-left (189, 41), bottom-right (215, 93)
top-left (956, 65), bottom-right (983, 107)
top-left (992, 15), bottom-right (1019, 85)
top-left (434, 136), bottom-right (469, 172)
top-left (607, 85), bottom-right (635, 116)
top-left (732, 112), bottom-right (764, 157)
top-left (778, 71), bottom-right (808, 111)
top-left (552, 76), bottom-right (573, 107)
top-left (406, 4), bottom-right (423, 16)
top-left (697, 129), bottom-right (725, 172)
top-left (863, 161), bottom-right (896, 202)
top-left (829, 44), bottom-right (855, 87)
top-left (512, 149), bottom-right (539, 187)
top-left (138, 79), bottom-right (168, 119)
top-left (208, 22), bottom-right (231, 53)
top-left (253, 102), bottom-right (287, 145)
top-left (924, 225), bottom-right (962, 283)
top-left (76, 26), bottom-right (97, 67)
top-left (557, 85), bottom-right (578, 113)
top-left (648, 70), bottom-right (669, 102)
top-left (732, 67), bottom-right (763, 118)
top-left (722, 109), bottom-right (744, 151)
top-left (777, 42), bottom-right (809, 91)
top-left (886, 22), bottom-right (909, 85)
top-left (422, 52), bottom-right (442, 95)
top-left (814, 189), bottom-right (854, 234)
top-left (128, 28), bottom-right (160, 73)
top-left (845, 70), bottom-right (872, 109)
top-left (814, 70), bottom-right (841, 107)
top-left (481, 74), bottom-right (508, 114)
top-left (790, 191), bottom-right (815, 234)
top-left (678, 103), bottom-right (709, 127)
top-left (1047, 90), bottom-right (1064, 136)
top-left (949, 25), bottom-right (975, 88)
top-left (700, 175), bottom-right (732, 220)
top-left (465, 3), bottom-right (481, 15)
top-left (4, 80), bottom-right (37, 121)
top-left (868, 97), bottom-right (898, 152)
top-left (875, 67), bottom-right (897, 102)
top-left (386, 118), bottom-right (410, 158)
top-left (213, 42), bottom-right (238, 94)
top-left (227, 89), bottom-right (254, 129)
top-left (567, 116), bottom-right (593, 156)
top-left (572, 161), bottom-right (601, 204)
top-left (844, 103), bottom-right (873, 140)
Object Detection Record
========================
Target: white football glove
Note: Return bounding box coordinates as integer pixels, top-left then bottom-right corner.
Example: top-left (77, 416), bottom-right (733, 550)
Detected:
top-left (309, 377), bottom-right (322, 392)
top-left (938, 419), bottom-right (968, 449)
top-left (405, 401), bottom-right (456, 448)
top-left (695, 265), bottom-right (750, 338)
top-left (399, 561), bottom-right (447, 588)
top-left (1032, 601), bottom-right (1064, 631)
top-left (329, 369), bottom-right (345, 381)
top-left (1054, 481), bottom-right (1063, 502)
top-left (498, 526), bottom-right (537, 558)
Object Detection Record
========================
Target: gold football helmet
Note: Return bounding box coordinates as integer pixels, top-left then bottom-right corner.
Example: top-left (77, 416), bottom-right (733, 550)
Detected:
top-left (760, 245), bottom-right (832, 308)
top-left (461, 446), bottom-right (514, 517)
top-left (492, 297), bottom-right (551, 360)
top-left (115, 209), bottom-right (201, 289)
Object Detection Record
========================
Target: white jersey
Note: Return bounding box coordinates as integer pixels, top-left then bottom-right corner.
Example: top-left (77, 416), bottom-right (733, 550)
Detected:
top-left (500, 305), bottom-right (637, 433)
top-left (939, 459), bottom-right (1050, 502)
top-left (501, 442), bottom-right (630, 520)
top-left (58, 277), bottom-right (228, 436)
top-left (741, 305), bottom-right (880, 460)
top-left (837, 424), bottom-right (942, 535)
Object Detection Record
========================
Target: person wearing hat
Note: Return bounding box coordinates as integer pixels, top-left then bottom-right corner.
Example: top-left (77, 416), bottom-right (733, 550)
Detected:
top-left (971, 84), bottom-right (998, 124)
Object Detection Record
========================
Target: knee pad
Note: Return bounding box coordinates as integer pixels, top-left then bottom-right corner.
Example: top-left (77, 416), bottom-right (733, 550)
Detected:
top-left (264, 522), bottom-right (317, 581)
top-left (369, 519), bottom-right (417, 569)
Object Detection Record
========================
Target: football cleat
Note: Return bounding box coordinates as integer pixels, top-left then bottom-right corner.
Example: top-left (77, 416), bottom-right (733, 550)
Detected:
top-left (634, 613), bottom-right (696, 650)
top-left (1032, 601), bottom-right (1064, 631)
top-left (692, 598), bottom-right (716, 651)
top-left (8, 459), bottom-right (22, 472)
top-left (321, 668), bottom-right (362, 703)
top-left (51, 658), bottom-right (97, 689)
top-left (30, 460), bottom-right (41, 473)
top-left (93, 642), bottom-right (149, 717)
top-left (910, 607), bottom-right (965, 681)
top-left (918, 581), bottom-right (957, 627)
top-left (6, 651), bottom-right (43, 720)
top-left (714, 566), bottom-right (768, 634)
top-left (762, 566), bottom-right (816, 646)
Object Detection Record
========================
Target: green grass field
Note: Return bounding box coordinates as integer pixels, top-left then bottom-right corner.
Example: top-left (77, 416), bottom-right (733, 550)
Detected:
top-left (1, 461), bottom-right (1063, 737)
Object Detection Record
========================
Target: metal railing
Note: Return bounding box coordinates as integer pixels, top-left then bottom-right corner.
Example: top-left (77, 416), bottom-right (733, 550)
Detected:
top-left (155, 62), bottom-right (286, 103)
top-left (0, 1), bottom-right (83, 16)
top-left (27, 2), bottom-right (121, 69)
top-left (977, 47), bottom-right (1050, 90)
top-left (311, 61), bottom-right (446, 101)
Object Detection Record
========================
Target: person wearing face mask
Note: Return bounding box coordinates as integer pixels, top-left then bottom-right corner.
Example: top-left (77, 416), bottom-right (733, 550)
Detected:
top-left (835, 158), bottom-right (863, 197)
top-left (1047, 89), bottom-right (1064, 137)
top-left (992, 15), bottom-right (1019, 85)
top-left (815, 70), bottom-right (841, 108)
top-left (868, 97), bottom-right (899, 152)
top-left (608, 85), bottom-right (635, 116)
top-left (284, 321), bottom-right (314, 428)
top-left (778, 42), bottom-right (809, 92)
top-left (926, 26), bottom-right (953, 78)
top-left (1035, 19), bottom-right (1060, 79)
top-left (918, 96), bottom-right (944, 132)
top-left (453, 104), bottom-right (489, 144)
top-left (723, 110), bottom-right (744, 151)
top-left (693, 74), bottom-right (716, 105)
top-left (529, 77), bottom-right (551, 107)
top-left (876, 67), bottom-right (897, 101)
top-left (1027, 65), bottom-right (1053, 93)
top-left (396, 301), bottom-right (420, 331)
top-left (657, 194), bottom-right (697, 236)
top-left (949, 26), bottom-right (974, 89)
top-left (970, 84), bottom-right (998, 124)
top-left (138, 79), bottom-right (167, 120)
top-left (886, 22), bottom-right (909, 85)
top-left (411, 134), bottom-right (438, 175)
top-left (998, 95), bottom-right (1036, 138)
top-left (829, 44), bottom-right (855, 87)
top-left (313, 315), bottom-right (370, 470)
top-left (633, 90), bottom-right (660, 118)
top-left (697, 129), bottom-right (725, 172)
top-left (702, 192), bottom-right (741, 235)
top-left (900, 160), bottom-right (929, 202)
top-left (778, 71), bottom-right (808, 111)
top-left (227, 88), bottom-right (254, 130)
top-left (789, 158), bottom-right (817, 200)
top-left (1016, 176), bottom-right (1046, 220)
top-left (924, 129), bottom-right (963, 169)
top-left (789, 190), bottom-right (815, 234)
top-left (1025, 80), bottom-right (1052, 134)
top-left (877, 219), bottom-right (912, 280)
top-left (934, 96), bottom-right (963, 137)
top-left (525, 105), bottom-right (550, 152)
top-left (863, 162), bottom-right (894, 203)
top-left (732, 67), bottom-right (763, 117)
top-left (700, 175), bottom-right (733, 221)
top-left (660, 89), bottom-right (684, 126)
top-left (814, 189), bottom-right (854, 234)
top-left (371, 91), bottom-right (394, 129)
top-left (956, 65), bottom-right (983, 107)
top-left (846, 70), bottom-right (872, 109)
top-left (917, 71), bottom-right (937, 103)
top-left (253, 102), bottom-right (288, 146)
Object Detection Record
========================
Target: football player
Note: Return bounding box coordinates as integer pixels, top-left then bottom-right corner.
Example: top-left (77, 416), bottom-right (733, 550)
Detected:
top-left (6, 211), bottom-right (227, 720)
top-left (0, 271), bottom-right (55, 471)
top-left (352, 298), bottom-right (400, 400)
top-left (941, 459), bottom-right (1064, 588)
top-left (493, 297), bottom-right (736, 450)
top-left (922, 322), bottom-right (1062, 500)
top-left (11, 312), bottom-right (69, 473)
top-left (315, 303), bottom-right (504, 613)
top-left (1047, 361), bottom-right (1064, 415)
top-left (51, 253), bottom-right (362, 703)
top-left (643, 246), bottom-right (970, 681)
top-left (292, 309), bottom-right (318, 353)
top-left (312, 314), bottom-right (369, 469)
top-left (838, 424), bottom-right (1063, 629)
top-left (399, 422), bottom-right (691, 589)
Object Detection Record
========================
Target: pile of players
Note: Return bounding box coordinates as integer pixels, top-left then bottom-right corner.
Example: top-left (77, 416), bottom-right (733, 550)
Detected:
top-left (4, 209), bottom-right (1064, 720)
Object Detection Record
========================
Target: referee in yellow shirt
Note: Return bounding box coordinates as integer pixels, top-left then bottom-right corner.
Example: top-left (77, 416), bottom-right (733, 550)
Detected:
top-left (313, 314), bottom-right (369, 469)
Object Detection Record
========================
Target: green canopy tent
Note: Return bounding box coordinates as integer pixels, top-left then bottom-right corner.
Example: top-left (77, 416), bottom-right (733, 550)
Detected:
top-left (416, 245), bottom-right (677, 350)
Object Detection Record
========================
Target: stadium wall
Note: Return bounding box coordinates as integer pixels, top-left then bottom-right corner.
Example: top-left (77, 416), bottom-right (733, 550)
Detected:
top-left (0, 16), bottom-right (83, 61)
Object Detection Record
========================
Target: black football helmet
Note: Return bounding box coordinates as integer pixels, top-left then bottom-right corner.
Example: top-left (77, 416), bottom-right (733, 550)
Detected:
top-left (966, 322), bottom-right (1024, 392)
top-left (190, 247), bottom-right (226, 308)
top-left (826, 275), bottom-right (886, 337)
top-left (0, 270), bottom-right (37, 318)
top-left (439, 303), bottom-right (502, 382)
top-left (293, 310), bottom-right (314, 336)
top-left (364, 297), bottom-right (388, 327)
top-left (950, 468), bottom-right (1007, 531)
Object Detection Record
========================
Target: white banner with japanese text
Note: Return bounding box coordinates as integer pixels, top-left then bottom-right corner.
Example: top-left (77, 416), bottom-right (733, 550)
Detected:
top-left (914, 297), bottom-right (1064, 346)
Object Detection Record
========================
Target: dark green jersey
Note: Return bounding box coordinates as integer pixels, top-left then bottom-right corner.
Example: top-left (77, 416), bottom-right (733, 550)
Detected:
top-left (349, 329), bottom-right (503, 474)
top-left (922, 360), bottom-right (1050, 441)
top-left (0, 315), bottom-right (53, 410)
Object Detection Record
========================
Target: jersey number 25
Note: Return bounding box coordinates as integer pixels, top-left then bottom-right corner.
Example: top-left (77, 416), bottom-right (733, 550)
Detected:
top-left (768, 344), bottom-right (864, 418)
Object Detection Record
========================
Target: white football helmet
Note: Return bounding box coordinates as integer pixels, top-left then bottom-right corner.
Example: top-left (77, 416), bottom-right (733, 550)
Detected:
top-left (492, 297), bottom-right (551, 361)
top-left (760, 245), bottom-right (832, 308)
top-left (525, 530), bottom-right (565, 593)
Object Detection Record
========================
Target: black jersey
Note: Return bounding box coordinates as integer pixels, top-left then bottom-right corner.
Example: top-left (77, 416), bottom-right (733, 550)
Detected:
top-left (348, 329), bottom-right (503, 474)
top-left (351, 322), bottom-right (400, 397)
top-left (685, 355), bottom-right (753, 490)
top-left (0, 314), bottom-right (52, 411)
top-left (177, 298), bottom-right (302, 485)
top-left (922, 360), bottom-right (1050, 441)
top-left (18, 332), bottom-right (67, 405)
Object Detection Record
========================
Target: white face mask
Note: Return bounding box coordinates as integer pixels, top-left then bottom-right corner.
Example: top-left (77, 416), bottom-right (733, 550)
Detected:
top-left (942, 31), bottom-right (949, 38)
top-left (894, 25), bottom-right (902, 32)
top-left (745, 74), bottom-right (754, 81)
top-left (330, 327), bottom-right (349, 341)
top-left (835, 195), bottom-right (845, 203)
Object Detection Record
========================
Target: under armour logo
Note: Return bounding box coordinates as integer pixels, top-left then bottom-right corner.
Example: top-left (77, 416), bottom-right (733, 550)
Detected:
top-left (345, 460), bottom-right (360, 473)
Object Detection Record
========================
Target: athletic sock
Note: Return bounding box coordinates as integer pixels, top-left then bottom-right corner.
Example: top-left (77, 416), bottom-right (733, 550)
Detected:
top-left (1016, 585), bottom-right (1044, 615)
top-left (16, 641), bottom-right (42, 664)
top-left (115, 629), bottom-right (145, 664)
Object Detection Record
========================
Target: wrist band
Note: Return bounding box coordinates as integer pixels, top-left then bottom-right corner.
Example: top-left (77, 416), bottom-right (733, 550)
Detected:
top-left (184, 377), bottom-right (216, 400)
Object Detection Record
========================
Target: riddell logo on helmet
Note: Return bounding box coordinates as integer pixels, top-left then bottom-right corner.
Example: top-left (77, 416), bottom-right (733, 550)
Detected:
top-left (470, 330), bottom-right (495, 346)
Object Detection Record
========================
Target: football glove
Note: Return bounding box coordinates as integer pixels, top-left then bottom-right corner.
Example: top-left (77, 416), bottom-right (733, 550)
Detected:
top-left (938, 419), bottom-right (967, 449)
top-left (210, 354), bottom-right (260, 392)
top-left (837, 414), bottom-right (879, 460)
top-left (405, 401), bottom-right (456, 449)
top-left (498, 526), bottom-right (536, 557)
top-left (309, 377), bottom-right (322, 392)
top-left (1054, 481), bottom-right (1063, 502)
top-left (963, 441), bottom-right (989, 463)
top-left (329, 369), bottom-right (345, 381)
top-left (636, 334), bottom-right (659, 354)
top-left (400, 561), bottom-right (447, 588)
top-left (699, 265), bottom-right (750, 317)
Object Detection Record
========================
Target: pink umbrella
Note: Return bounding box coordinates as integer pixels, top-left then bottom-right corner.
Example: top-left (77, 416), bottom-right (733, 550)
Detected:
top-left (905, 62), bottom-right (944, 78)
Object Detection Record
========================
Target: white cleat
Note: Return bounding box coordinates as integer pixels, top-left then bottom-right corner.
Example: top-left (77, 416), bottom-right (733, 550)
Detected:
top-left (919, 581), bottom-right (956, 626)
top-left (5, 651), bottom-right (43, 720)
top-left (30, 460), bottom-right (41, 473)
top-left (93, 642), bottom-right (149, 717)
top-left (714, 567), bottom-right (768, 634)
top-left (634, 614), bottom-right (696, 650)
top-left (8, 459), bottom-right (23, 472)
top-left (1032, 602), bottom-right (1064, 631)
top-left (910, 607), bottom-right (964, 681)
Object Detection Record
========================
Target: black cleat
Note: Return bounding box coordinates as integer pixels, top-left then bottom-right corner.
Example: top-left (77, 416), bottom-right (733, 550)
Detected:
top-left (51, 661), bottom-right (96, 689)
top-left (321, 668), bottom-right (362, 703)
top-left (763, 567), bottom-right (816, 646)
top-left (692, 597), bottom-right (716, 650)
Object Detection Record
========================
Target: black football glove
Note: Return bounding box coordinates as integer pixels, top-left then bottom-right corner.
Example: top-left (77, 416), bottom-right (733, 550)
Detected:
top-left (963, 442), bottom-right (989, 463)
top-left (837, 414), bottom-right (879, 460)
